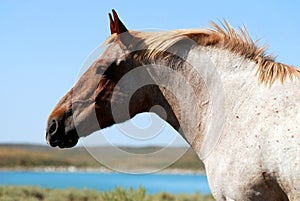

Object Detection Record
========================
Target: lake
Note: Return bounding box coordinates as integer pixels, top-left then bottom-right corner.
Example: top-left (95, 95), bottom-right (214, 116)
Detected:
top-left (0, 171), bottom-right (211, 194)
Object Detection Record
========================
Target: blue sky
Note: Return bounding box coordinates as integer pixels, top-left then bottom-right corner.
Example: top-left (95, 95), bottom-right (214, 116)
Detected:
top-left (0, 1), bottom-right (299, 146)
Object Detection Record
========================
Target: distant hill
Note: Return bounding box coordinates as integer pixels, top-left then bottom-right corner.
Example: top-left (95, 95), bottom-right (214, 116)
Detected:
top-left (0, 144), bottom-right (204, 172)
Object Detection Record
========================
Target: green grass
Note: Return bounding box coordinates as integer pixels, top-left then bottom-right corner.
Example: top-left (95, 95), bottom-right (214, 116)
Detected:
top-left (0, 144), bottom-right (204, 171)
top-left (0, 186), bottom-right (215, 201)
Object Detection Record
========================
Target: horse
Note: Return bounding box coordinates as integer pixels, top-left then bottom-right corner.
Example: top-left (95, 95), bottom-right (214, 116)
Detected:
top-left (46, 10), bottom-right (300, 200)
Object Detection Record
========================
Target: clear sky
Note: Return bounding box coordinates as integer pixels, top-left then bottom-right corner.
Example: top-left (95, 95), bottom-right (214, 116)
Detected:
top-left (0, 1), bottom-right (299, 146)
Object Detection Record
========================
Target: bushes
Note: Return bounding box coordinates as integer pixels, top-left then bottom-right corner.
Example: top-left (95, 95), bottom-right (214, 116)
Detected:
top-left (100, 187), bottom-right (147, 201)
top-left (0, 186), bottom-right (215, 201)
top-left (0, 186), bottom-right (100, 201)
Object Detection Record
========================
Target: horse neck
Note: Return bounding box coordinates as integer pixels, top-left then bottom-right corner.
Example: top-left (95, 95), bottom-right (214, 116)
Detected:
top-left (147, 46), bottom-right (257, 159)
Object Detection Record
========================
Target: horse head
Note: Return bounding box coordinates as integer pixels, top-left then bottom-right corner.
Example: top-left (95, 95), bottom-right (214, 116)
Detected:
top-left (46, 10), bottom-right (175, 148)
top-left (46, 10), bottom-right (136, 148)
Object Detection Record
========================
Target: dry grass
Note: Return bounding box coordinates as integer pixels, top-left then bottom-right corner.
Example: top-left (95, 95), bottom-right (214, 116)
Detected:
top-left (0, 144), bottom-right (204, 171)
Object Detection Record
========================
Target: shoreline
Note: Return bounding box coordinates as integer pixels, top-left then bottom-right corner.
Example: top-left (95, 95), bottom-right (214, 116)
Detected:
top-left (0, 166), bottom-right (205, 175)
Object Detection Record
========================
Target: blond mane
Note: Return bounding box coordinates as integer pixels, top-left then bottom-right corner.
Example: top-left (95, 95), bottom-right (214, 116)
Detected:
top-left (106, 21), bottom-right (300, 86)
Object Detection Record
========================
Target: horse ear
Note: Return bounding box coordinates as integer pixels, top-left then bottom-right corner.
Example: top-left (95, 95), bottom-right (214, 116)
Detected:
top-left (108, 13), bottom-right (116, 34)
top-left (109, 9), bottom-right (128, 35)
top-left (108, 9), bottom-right (133, 48)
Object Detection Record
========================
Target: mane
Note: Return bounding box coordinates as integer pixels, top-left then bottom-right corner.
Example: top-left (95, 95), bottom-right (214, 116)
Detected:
top-left (105, 21), bottom-right (300, 86)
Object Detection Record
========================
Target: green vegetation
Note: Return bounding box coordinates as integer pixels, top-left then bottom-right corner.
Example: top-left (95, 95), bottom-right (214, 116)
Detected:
top-left (0, 145), bottom-right (211, 200)
top-left (0, 186), bottom-right (215, 201)
top-left (0, 144), bottom-right (204, 172)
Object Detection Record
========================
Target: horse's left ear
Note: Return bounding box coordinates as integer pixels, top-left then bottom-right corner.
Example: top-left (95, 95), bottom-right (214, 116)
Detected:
top-left (109, 9), bottom-right (128, 35)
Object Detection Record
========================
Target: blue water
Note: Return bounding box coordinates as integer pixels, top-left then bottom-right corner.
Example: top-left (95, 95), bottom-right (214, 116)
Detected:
top-left (0, 171), bottom-right (211, 194)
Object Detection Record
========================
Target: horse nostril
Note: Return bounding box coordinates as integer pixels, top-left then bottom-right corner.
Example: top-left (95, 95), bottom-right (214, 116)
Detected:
top-left (48, 119), bottom-right (58, 136)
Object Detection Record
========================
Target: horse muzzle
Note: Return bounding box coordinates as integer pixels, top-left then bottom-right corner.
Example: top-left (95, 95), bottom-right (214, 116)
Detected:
top-left (46, 117), bottom-right (79, 148)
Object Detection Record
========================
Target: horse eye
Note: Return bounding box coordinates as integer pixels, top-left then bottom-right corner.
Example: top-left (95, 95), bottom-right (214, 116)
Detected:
top-left (96, 65), bottom-right (106, 74)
